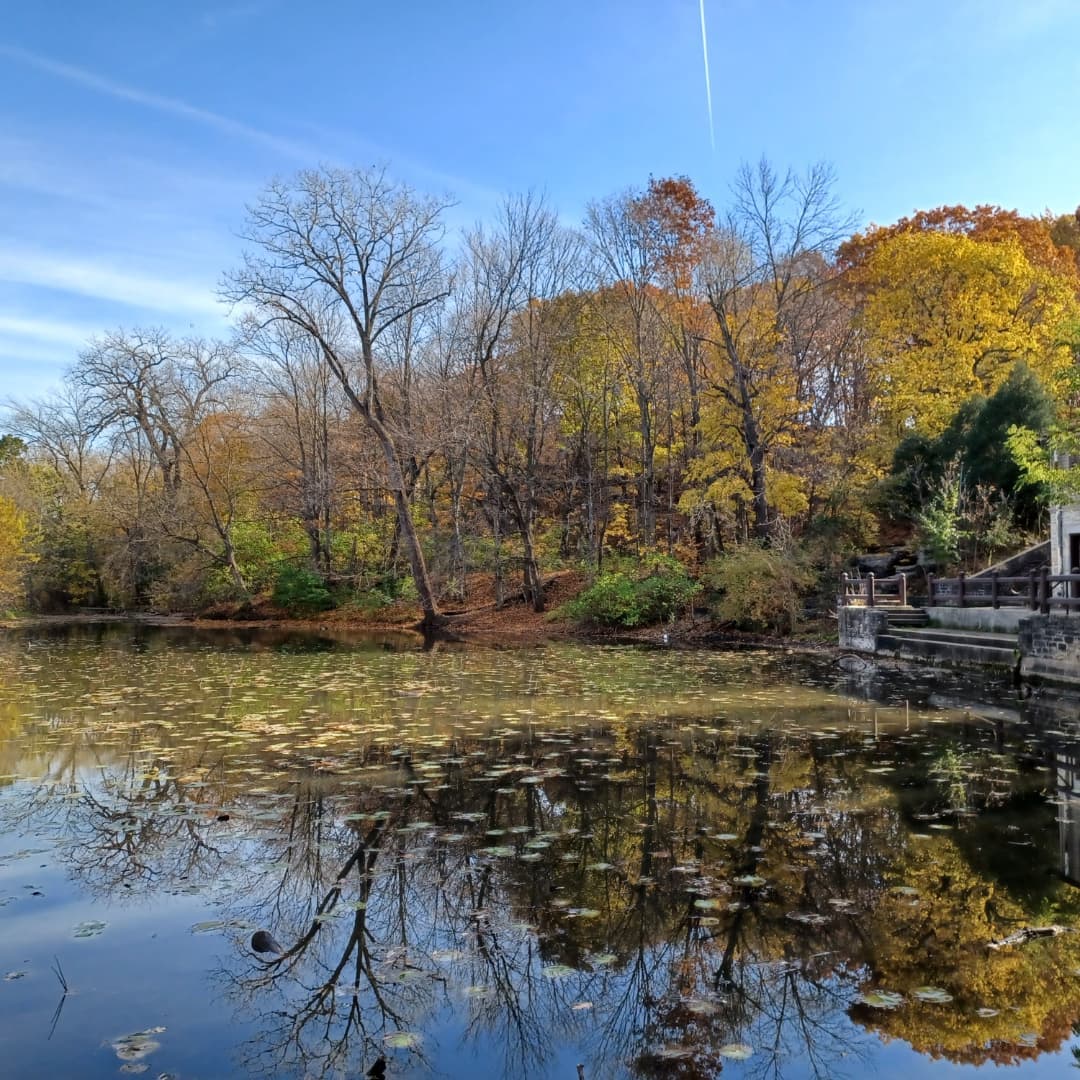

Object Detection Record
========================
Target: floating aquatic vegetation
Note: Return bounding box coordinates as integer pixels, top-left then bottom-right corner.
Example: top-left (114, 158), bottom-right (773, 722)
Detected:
top-left (541, 964), bottom-right (577, 979)
top-left (857, 990), bottom-right (905, 1009)
top-left (718, 1043), bottom-right (754, 1059)
top-left (382, 1031), bottom-right (420, 1049)
top-left (111, 1027), bottom-right (165, 1062)
top-left (72, 920), bottom-right (108, 939)
top-left (732, 874), bottom-right (766, 888)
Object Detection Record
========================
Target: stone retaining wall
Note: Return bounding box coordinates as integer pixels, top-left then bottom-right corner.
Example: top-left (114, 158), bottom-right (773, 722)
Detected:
top-left (1019, 616), bottom-right (1080, 687)
top-left (839, 607), bottom-right (889, 652)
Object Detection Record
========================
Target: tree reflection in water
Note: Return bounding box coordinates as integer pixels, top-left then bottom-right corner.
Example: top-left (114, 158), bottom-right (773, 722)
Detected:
top-left (7, 683), bottom-right (1080, 1078)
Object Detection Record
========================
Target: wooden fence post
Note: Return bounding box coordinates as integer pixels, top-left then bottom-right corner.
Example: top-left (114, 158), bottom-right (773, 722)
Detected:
top-left (1040, 567), bottom-right (1050, 615)
top-left (1030, 570), bottom-right (1038, 611)
top-left (899, 573), bottom-right (907, 607)
top-left (867, 573), bottom-right (876, 608)
top-left (840, 572), bottom-right (848, 607)
top-left (957, 571), bottom-right (966, 608)
top-left (991, 571), bottom-right (999, 610)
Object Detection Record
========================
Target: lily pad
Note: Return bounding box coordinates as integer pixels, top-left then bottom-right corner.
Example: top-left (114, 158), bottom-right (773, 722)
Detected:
top-left (431, 949), bottom-right (464, 963)
top-left (72, 919), bottom-right (108, 938)
top-left (732, 874), bottom-right (766, 888)
top-left (542, 964), bottom-right (577, 979)
top-left (719, 1043), bottom-right (754, 1060)
top-left (383, 1031), bottom-right (421, 1049)
top-left (912, 986), bottom-right (953, 1004)
top-left (192, 919), bottom-right (251, 935)
top-left (857, 990), bottom-right (904, 1009)
top-left (684, 998), bottom-right (718, 1016)
top-left (112, 1028), bottom-right (165, 1062)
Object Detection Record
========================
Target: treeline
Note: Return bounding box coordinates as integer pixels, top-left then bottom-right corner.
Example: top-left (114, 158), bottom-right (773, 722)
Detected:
top-left (1, 161), bottom-right (1078, 627)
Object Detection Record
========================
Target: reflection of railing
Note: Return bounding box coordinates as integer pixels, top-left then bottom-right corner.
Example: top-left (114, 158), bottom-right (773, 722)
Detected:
top-left (839, 572), bottom-right (908, 607)
top-left (927, 570), bottom-right (1080, 613)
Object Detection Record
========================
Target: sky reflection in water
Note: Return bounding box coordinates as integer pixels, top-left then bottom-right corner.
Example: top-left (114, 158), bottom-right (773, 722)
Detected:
top-left (1, 624), bottom-right (1080, 1079)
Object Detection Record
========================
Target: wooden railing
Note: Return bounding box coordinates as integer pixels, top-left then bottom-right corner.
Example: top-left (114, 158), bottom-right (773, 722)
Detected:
top-left (840, 572), bottom-right (908, 607)
top-left (927, 569), bottom-right (1080, 613)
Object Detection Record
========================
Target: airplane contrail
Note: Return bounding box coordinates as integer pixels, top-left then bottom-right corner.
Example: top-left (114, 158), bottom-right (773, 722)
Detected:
top-left (699, 0), bottom-right (716, 153)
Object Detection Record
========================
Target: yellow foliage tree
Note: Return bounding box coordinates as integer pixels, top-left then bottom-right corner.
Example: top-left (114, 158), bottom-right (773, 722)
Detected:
top-left (0, 494), bottom-right (30, 608)
top-left (856, 231), bottom-right (1080, 437)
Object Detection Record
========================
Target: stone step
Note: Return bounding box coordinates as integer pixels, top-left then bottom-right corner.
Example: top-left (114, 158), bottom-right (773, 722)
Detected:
top-left (886, 611), bottom-right (929, 627)
top-left (876, 633), bottom-right (1017, 669)
top-left (887, 626), bottom-right (1017, 650)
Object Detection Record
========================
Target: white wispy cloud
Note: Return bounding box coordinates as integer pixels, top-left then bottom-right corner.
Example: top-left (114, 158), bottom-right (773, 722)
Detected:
top-left (0, 43), bottom-right (313, 161)
top-left (0, 315), bottom-right (101, 349)
top-left (0, 249), bottom-right (225, 318)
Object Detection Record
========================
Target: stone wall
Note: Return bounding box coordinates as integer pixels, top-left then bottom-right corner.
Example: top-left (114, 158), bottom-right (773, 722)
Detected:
top-left (839, 607), bottom-right (889, 652)
top-left (1019, 615), bottom-right (1080, 687)
top-left (925, 606), bottom-right (1028, 633)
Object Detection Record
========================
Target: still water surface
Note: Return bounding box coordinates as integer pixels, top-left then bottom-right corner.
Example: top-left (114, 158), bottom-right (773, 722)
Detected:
top-left (1, 624), bottom-right (1080, 1078)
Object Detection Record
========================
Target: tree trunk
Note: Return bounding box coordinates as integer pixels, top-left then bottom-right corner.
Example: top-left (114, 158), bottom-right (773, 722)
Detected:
top-left (749, 443), bottom-right (769, 539)
top-left (224, 539), bottom-right (249, 601)
top-left (637, 387), bottom-right (655, 545)
top-left (520, 521), bottom-right (544, 613)
top-left (370, 423), bottom-right (442, 631)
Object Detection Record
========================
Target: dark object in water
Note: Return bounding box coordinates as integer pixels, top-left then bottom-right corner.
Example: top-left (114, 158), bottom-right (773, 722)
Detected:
top-left (251, 930), bottom-right (283, 955)
top-left (367, 1058), bottom-right (386, 1078)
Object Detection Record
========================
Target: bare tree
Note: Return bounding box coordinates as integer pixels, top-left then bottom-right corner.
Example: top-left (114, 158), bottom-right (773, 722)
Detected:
top-left (460, 193), bottom-right (584, 610)
top-left (225, 167), bottom-right (452, 632)
top-left (700, 159), bottom-right (855, 538)
top-left (5, 379), bottom-right (110, 497)
top-left (74, 328), bottom-right (237, 497)
top-left (242, 318), bottom-right (345, 575)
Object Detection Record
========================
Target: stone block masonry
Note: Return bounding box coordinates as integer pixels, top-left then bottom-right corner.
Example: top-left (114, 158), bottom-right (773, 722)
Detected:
top-left (1019, 616), bottom-right (1080, 687)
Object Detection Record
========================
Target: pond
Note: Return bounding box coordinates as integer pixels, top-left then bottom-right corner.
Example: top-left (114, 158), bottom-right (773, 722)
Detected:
top-left (1, 624), bottom-right (1080, 1079)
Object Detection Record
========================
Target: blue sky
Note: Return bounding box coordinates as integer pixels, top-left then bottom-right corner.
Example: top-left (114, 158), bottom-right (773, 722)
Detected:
top-left (2, 0), bottom-right (1079, 400)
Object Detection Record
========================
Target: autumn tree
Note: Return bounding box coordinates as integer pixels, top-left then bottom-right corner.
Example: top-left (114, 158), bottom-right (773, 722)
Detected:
top-left (698, 159), bottom-right (855, 538)
top-left (849, 229), bottom-right (1079, 437)
top-left (630, 177), bottom-right (715, 445)
top-left (242, 318), bottom-right (346, 576)
top-left (459, 193), bottom-right (584, 610)
top-left (226, 167), bottom-right (451, 631)
top-left (840, 203), bottom-right (1080, 282)
top-left (587, 188), bottom-right (678, 545)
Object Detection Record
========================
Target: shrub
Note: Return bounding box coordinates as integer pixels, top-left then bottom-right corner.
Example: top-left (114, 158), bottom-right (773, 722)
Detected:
top-left (272, 565), bottom-right (333, 614)
top-left (562, 555), bottom-right (700, 628)
top-left (915, 460), bottom-right (964, 570)
top-left (706, 544), bottom-right (814, 634)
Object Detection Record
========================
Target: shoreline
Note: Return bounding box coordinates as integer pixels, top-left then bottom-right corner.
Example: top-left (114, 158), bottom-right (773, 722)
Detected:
top-left (0, 608), bottom-right (840, 656)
